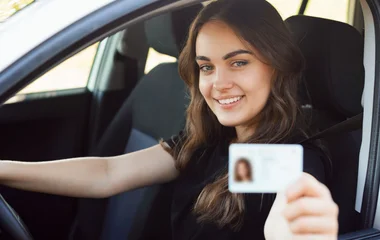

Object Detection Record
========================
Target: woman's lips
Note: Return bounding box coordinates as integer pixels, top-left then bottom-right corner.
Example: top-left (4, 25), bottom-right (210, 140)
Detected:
top-left (215, 96), bottom-right (244, 109)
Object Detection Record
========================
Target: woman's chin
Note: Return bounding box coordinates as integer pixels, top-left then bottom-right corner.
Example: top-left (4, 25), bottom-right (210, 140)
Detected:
top-left (217, 119), bottom-right (241, 127)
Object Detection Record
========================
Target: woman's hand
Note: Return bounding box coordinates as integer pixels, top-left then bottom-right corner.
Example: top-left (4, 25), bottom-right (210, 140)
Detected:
top-left (264, 173), bottom-right (339, 240)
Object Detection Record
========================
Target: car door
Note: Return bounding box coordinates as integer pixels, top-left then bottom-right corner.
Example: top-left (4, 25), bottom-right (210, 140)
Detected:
top-left (0, 1), bottom-right (179, 239)
top-left (0, 4), bottom-right (145, 240)
top-left (0, 44), bottom-right (101, 239)
top-left (356, 0), bottom-right (380, 238)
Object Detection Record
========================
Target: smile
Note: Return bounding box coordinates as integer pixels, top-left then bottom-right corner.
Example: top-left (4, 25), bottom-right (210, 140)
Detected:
top-left (217, 96), bottom-right (244, 105)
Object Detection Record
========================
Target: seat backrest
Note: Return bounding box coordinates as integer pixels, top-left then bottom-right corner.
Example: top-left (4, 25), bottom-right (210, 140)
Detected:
top-left (285, 15), bottom-right (365, 234)
top-left (71, 4), bottom-right (202, 240)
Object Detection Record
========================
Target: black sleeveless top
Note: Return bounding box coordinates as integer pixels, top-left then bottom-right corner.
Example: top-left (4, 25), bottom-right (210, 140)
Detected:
top-left (165, 134), bottom-right (327, 240)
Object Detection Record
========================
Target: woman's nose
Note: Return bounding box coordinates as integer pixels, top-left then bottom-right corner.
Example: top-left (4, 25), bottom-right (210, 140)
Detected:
top-left (213, 69), bottom-right (233, 91)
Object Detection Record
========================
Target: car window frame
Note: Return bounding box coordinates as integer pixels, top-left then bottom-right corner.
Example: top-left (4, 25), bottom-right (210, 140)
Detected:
top-left (360, 0), bottom-right (380, 230)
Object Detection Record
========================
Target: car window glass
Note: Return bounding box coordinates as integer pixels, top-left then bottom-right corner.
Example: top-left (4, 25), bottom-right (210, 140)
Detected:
top-left (0, 0), bottom-right (34, 22)
top-left (144, 47), bottom-right (176, 74)
top-left (268, 0), bottom-right (352, 24)
top-left (20, 43), bottom-right (98, 94)
top-left (5, 42), bottom-right (99, 104)
top-left (267, 0), bottom-right (303, 19)
top-left (304, 0), bottom-right (351, 24)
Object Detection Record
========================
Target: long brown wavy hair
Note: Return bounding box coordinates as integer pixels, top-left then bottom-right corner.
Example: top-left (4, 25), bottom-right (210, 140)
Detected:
top-left (162, 0), bottom-right (307, 230)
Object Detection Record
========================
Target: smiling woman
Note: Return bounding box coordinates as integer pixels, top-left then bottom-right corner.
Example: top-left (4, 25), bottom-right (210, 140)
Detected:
top-left (195, 21), bottom-right (274, 133)
top-left (0, 0), bottom-right (371, 239)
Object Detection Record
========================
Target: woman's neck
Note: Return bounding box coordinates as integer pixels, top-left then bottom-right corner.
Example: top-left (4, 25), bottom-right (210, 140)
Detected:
top-left (235, 125), bottom-right (255, 142)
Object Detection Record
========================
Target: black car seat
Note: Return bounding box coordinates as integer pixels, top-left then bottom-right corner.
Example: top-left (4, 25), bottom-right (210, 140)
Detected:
top-left (285, 15), bottom-right (364, 234)
top-left (71, 4), bottom-right (203, 240)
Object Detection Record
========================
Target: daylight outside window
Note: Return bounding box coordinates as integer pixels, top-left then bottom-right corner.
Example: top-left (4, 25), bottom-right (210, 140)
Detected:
top-left (0, 0), bottom-right (34, 22)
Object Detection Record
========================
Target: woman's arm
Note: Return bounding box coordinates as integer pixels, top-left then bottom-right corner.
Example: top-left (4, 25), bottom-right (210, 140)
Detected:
top-left (0, 144), bottom-right (179, 198)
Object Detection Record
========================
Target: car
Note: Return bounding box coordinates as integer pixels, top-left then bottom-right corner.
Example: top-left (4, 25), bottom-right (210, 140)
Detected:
top-left (0, 0), bottom-right (379, 239)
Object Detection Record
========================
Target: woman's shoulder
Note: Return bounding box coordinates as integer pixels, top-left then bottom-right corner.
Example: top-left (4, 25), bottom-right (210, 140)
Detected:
top-left (300, 140), bottom-right (330, 184)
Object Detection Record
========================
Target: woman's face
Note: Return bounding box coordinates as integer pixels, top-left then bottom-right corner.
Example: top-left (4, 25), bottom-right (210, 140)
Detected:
top-left (196, 21), bottom-right (273, 133)
top-left (237, 162), bottom-right (249, 178)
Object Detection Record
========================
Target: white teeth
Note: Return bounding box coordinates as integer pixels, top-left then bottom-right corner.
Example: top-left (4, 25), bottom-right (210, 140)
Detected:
top-left (218, 96), bottom-right (242, 105)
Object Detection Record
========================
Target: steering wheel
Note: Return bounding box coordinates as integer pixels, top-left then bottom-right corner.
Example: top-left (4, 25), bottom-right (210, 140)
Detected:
top-left (0, 194), bottom-right (33, 240)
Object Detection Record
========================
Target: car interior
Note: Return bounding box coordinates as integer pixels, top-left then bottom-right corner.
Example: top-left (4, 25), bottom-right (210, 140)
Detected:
top-left (70, 3), bottom-right (366, 239)
top-left (0, 0), bottom-right (368, 239)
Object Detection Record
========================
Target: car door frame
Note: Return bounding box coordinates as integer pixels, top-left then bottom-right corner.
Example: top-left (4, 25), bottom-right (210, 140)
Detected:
top-left (361, 0), bottom-right (380, 231)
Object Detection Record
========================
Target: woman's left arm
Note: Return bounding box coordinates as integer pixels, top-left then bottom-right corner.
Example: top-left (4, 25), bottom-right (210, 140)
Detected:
top-left (264, 173), bottom-right (339, 240)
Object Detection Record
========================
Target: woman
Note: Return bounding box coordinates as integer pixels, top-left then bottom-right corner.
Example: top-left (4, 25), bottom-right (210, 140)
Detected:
top-left (0, 0), bottom-right (338, 239)
top-left (234, 158), bottom-right (254, 182)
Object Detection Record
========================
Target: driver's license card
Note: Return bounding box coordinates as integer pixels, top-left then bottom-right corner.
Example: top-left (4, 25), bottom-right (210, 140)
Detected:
top-left (228, 144), bottom-right (303, 193)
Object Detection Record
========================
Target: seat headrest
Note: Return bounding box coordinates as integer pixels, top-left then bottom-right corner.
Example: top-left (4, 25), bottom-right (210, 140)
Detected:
top-left (144, 4), bottom-right (203, 58)
top-left (285, 15), bottom-right (364, 118)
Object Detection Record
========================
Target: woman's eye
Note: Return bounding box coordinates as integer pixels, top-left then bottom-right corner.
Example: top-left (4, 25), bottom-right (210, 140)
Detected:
top-left (199, 65), bottom-right (213, 73)
top-left (232, 61), bottom-right (248, 67)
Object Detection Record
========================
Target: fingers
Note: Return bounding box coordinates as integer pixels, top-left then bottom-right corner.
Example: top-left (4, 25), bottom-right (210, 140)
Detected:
top-left (286, 173), bottom-right (332, 202)
top-left (289, 216), bottom-right (338, 235)
top-left (284, 197), bottom-right (339, 221)
top-left (283, 173), bottom-right (339, 239)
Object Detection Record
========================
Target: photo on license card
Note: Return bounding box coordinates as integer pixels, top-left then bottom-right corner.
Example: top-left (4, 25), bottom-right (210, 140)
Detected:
top-left (228, 144), bottom-right (303, 193)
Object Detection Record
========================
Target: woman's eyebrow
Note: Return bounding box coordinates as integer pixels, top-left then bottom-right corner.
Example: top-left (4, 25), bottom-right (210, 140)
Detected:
top-left (195, 49), bottom-right (253, 62)
top-left (223, 49), bottom-right (253, 60)
top-left (195, 56), bottom-right (210, 61)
